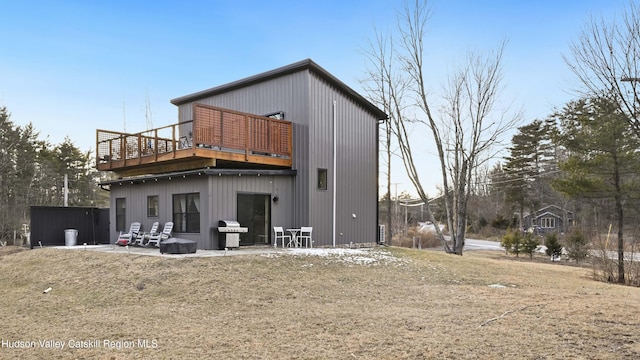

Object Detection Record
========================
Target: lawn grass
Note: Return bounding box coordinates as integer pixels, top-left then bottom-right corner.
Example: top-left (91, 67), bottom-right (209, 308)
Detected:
top-left (0, 245), bottom-right (639, 359)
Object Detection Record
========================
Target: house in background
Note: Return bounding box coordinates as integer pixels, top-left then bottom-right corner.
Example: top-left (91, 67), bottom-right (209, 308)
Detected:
top-left (523, 205), bottom-right (573, 234)
top-left (97, 59), bottom-right (387, 249)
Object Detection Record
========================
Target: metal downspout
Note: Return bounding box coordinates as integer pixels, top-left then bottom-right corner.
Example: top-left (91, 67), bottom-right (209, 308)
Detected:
top-left (332, 100), bottom-right (337, 248)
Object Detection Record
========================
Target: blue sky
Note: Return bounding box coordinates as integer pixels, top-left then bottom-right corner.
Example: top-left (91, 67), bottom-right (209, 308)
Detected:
top-left (0, 0), bottom-right (630, 196)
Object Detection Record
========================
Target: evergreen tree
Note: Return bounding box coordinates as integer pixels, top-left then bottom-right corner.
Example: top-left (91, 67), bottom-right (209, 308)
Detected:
top-left (501, 228), bottom-right (523, 257)
top-left (521, 233), bottom-right (540, 259)
top-left (0, 106), bottom-right (108, 242)
top-left (564, 230), bottom-right (590, 264)
top-left (0, 107), bottom-right (20, 239)
top-left (544, 233), bottom-right (563, 260)
top-left (503, 119), bottom-right (560, 228)
top-left (553, 96), bottom-right (640, 283)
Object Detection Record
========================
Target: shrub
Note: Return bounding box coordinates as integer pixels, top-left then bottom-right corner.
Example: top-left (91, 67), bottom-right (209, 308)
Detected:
top-left (395, 227), bottom-right (441, 249)
top-left (565, 230), bottom-right (590, 264)
top-left (590, 233), bottom-right (617, 283)
top-left (501, 228), bottom-right (523, 257)
top-left (544, 233), bottom-right (563, 260)
top-left (491, 215), bottom-right (511, 230)
top-left (521, 233), bottom-right (540, 259)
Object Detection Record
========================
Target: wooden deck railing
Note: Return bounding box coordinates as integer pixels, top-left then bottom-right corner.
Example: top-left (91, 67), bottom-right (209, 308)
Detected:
top-left (96, 104), bottom-right (292, 174)
top-left (192, 103), bottom-right (292, 157)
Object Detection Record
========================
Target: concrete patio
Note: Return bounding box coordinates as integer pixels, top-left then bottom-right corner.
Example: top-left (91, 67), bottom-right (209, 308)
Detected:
top-left (50, 243), bottom-right (281, 258)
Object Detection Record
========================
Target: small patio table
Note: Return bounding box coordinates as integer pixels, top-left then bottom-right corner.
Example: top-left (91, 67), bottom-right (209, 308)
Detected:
top-left (286, 228), bottom-right (301, 247)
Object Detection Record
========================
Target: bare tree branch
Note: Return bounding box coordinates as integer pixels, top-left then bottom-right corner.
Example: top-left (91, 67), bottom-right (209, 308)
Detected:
top-left (565, 2), bottom-right (640, 137)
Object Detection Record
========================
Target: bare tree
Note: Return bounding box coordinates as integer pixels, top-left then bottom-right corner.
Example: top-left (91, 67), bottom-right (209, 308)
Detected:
top-left (565, 2), bottom-right (640, 136)
top-left (364, 0), bottom-right (521, 254)
top-left (362, 27), bottom-right (445, 247)
top-left (361, 30), bottom-right (398, 245)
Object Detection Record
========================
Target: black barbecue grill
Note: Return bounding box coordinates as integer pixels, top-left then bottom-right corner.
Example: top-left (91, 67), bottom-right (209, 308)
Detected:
top-left (216, 220), bottom-right (248, 249)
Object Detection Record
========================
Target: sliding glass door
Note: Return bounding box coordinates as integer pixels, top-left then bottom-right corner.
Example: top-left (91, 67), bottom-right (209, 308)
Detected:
top-left (237, 193), bottom-right (270, 246)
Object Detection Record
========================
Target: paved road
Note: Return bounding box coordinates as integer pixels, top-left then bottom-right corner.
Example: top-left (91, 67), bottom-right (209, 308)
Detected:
top-left (464, 238), bottom-right (504, 251)
top-left (595, 249), bottom-right (640, 262)
top-left (462, 238), bottom-right (640, 263)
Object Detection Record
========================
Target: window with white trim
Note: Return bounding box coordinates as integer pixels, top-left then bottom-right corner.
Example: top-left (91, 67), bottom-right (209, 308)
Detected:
top-left (541, 217), bottom-right (556, 228)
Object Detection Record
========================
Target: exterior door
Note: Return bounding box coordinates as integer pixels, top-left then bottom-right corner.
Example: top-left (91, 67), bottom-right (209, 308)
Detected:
top-left (237, 193), bottom-right (271, 246)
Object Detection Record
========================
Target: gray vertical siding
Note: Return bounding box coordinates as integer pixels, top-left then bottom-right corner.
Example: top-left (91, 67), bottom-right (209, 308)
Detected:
top-left (307, 73), bottom-right (378, 246)
top-left (205, 174), bottom-right (294, 250)
top-left (177, 71), bottom-right (313, 233)
top-left (109, 176), bottom-right (209, 246)
top-left (109, 174), bottom-right (294, 249)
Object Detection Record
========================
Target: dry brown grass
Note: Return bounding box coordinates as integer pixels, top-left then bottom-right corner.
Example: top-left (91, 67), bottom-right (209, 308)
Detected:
top-left (393, 229), bottom-right (441, 249)
top-left (1, 245), bottom-right (639, 359)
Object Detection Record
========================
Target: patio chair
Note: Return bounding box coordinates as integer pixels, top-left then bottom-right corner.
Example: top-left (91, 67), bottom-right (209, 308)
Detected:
top-left (116, 222), bottom-right (141, 246)
top-left (297, 227), bottom-right (313, 248)
top-left (132, 221), bottom-right (159, 246)
top-left (273, 226), bottom-right (291, 248)
top-left (146, 222), bottom-right (173, 247)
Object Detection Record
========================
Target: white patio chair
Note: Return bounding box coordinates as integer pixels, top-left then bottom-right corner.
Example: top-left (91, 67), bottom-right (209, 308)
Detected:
top-left (147, 222), bottom-right (173, 247)
top-left (297, 227), bottom-right (313, 248)
top-left (273, 226), bottom-right (292, 248)
top-left (133, 221), bottom-right (159, 246)
top-left (116, 222), bottom-right (141, 246)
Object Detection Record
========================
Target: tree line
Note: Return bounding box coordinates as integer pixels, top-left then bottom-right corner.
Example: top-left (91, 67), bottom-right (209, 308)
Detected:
top-left (0, 107), bottom-right (108, 242)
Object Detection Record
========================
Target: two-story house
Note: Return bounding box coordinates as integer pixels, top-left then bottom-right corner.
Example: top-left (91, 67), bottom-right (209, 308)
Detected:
top-left (97, 59), bottom-right (387, 249)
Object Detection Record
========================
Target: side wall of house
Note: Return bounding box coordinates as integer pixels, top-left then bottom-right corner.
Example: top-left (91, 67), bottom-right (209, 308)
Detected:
top-left (307, 73), bottom-right (378, 246)
top-left (206, 174), bottom-right (294, 249)
top-left (109, 174), bottom-right (294, 249)
top-left (109, 176), bottom-right (209, 246)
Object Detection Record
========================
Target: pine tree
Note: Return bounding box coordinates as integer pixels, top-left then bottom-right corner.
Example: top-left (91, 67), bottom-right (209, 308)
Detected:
top-left (503, 119), bottom-right (559, 228)
top-left (553, 96), bottom-right (640, 283)
top-left (544, 233), bottom-right (563, 260)
top-left (521, 233), bottom-right (540, 259)
top-left (0, 106), bottom-right (108, 242)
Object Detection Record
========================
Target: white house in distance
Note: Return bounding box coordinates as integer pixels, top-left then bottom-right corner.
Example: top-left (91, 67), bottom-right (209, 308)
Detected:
top-left (96, 59), bottom-right (387, 249)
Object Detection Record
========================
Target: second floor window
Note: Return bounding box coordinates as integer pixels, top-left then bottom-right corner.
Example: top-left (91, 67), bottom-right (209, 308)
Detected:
top-left (318, 168), bottom-right (328, 190)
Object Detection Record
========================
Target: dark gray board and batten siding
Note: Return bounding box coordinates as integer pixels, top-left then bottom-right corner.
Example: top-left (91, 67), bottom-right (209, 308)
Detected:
top-left (175, 71), bottom-right (311, 234)
top-left (173, 68), bottom-right (379, 246)
top-left (307, 71), bottom-right (378, 245)
top-left (108, 174), bottom-right (294, 249)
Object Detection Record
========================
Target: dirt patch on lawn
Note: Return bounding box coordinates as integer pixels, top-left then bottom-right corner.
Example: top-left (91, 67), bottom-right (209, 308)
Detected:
top-left (0, 245), bottom-right (29, 257)
top-left (0, 246), bottom-right (639, 359)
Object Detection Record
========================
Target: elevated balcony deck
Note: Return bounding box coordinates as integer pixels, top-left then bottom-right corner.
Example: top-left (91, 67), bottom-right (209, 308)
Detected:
top-left (96, 104), bottom-right (292, 177)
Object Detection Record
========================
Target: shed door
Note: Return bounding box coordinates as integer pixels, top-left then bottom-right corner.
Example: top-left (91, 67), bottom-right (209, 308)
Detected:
top-left (237, 193), bottom-right (270, 246)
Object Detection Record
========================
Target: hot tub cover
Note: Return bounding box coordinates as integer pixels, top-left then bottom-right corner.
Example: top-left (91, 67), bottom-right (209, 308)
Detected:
top-left (159, 238), bottom-right (197, 254)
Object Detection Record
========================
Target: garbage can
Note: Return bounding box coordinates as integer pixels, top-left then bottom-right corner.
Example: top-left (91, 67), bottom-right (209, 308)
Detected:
top-left (64, 229), bottom-right (78, 246)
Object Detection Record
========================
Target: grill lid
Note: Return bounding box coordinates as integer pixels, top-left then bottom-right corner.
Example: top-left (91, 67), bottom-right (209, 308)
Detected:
top-left (218, 220), bottom-right (240, 227)
top-left (217, 219), bottom-right (247, 233)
